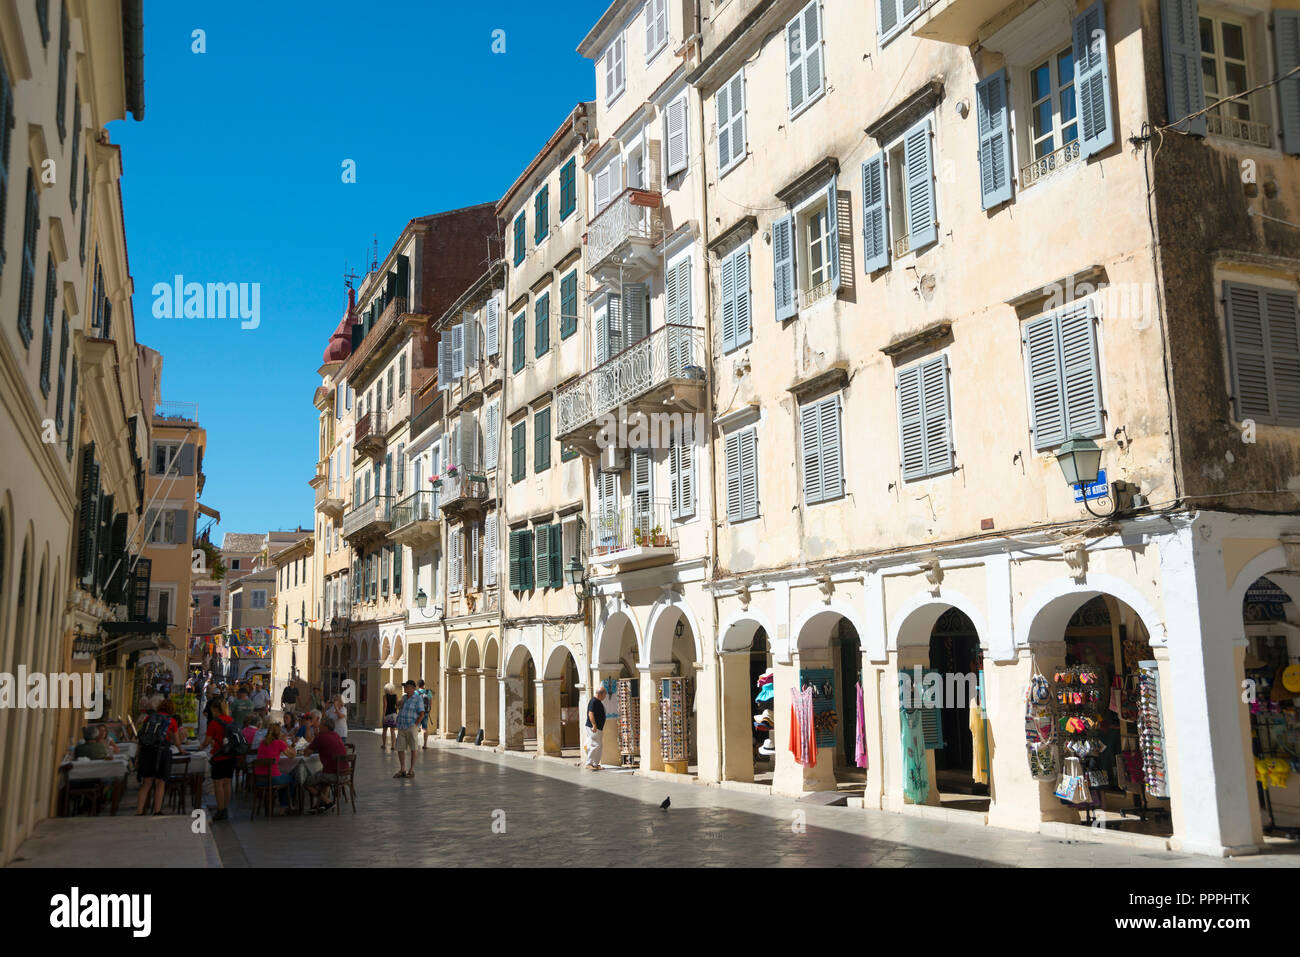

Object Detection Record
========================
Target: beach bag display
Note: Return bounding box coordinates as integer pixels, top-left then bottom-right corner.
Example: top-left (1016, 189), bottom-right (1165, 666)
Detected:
top-left (1028, 741), bottom-right (1060, 781)
top-left (1054, 757), bottom-right (1091, 803)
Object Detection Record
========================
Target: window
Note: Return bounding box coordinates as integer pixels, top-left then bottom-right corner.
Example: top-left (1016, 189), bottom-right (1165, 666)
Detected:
top-left (774, 178), bottom-right (841, 317)
top-left (1029, 49), bottom-right (1078, 162)
top-left (559, 159), bottom-right (577, 220)
top-left (152, 441), bottom-right (182, 475)
top-left (1022, 298), bottom-right (1103, 450)
top-left (1195, 12), bottom-right (1268, 144)
top-left (39, 253), bottom-right (55, 396)
top-left (605, 31), bottom-right (626, 104)
top-left (801, 394), bottom-right (845, 502)
top-left (55, 312), bottom-right (68, 429)
top-left (69, 90), bottom-right (79, 210)
top-left (231, 559), bottom-right (240, 570)
top-left (664, 95), bottom-right (689, 176)
top-left (867, 117), bottom-right (937, 266)
top-left (147, 510), bottom-right (179, 545)
top-left (0, 59), bottom-right (12, 273)
top-left (724, 427), bottom-right (759, 522)
top-left (669, 430), bottom-right (695, 519)
top-left (385, 368), bottom-right (393, 408)
top-left (18, 169), bottom-right (39, 347)
top-left (65, 360), bottom-right (76, 461)
top-left (509, 528), bottom-right (534, 592)
top-left (717, 68), bottom-right (747, 174)
top-left (251, 590), bottom-right (267, 610)
top-left (399, 355), bottom-right (406, 395)
top-left (1223, 281), bottom-right (1300, 426)
top-left (55, 1), bottom-right (68, 141)
top-left (512, 311), bottom-right (526, 373)
top-left (155, 589), bottom-right (171, 627)
top-left (513, 212), bottom-right (526, 266)
top-left (78, 157), bottom-right (88, 264)
top-left (534, 407), bottom-right (551, 472)
top-left (560, 271), bottom-right (578, 339)
top-left (535, 291), bottom-right (550, 358)
top-left (646, 0), bottom-right (668, 58)
top-left (878, 0), bottom-right (922, 44)
top-left (896, 356), bottom-right (953, 481)
top-left (534, 186), bottom-right (549, 245)
top-left (719, 243), bottom-right (752, 352)
top-left (786, 1), bottom-right (824, 118)
top-left (511, 421), bottom-right (527, 482)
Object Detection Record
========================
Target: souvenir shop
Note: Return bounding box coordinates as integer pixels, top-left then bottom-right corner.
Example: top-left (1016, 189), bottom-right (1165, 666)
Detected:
top-left (614, 663), bottom-right (697, 773)
top-left (790, 620), bottom-right (868, 783)
top-left (1023, 597), bottom-right (1172, 834)
top-left (1242, 576), bottom-right (1300, 840)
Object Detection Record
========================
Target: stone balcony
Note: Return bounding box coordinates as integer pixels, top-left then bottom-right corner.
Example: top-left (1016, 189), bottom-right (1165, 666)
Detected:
top-left (389, 490), bottom-right (441, 547)
top-left (438, 465), bottom-right (489, 521)
top-left (588, 499), bottom-right (677, 571)
top-left (342, 495), bottom-right (392, 544)
top-left (586, 164), bottom-right (662, 284)
top-left (354, 411), bottom-right (387, 457)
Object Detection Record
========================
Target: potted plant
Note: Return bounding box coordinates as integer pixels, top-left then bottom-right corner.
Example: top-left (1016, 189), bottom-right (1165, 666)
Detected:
top-left (447, 464), bottom-right (459, 476)
top-left (633, 527), bottom-right (644, 547)
top-left (431, 477), bottom-right (443, 489)
top-left (651, 525), bottom-right (668, 548)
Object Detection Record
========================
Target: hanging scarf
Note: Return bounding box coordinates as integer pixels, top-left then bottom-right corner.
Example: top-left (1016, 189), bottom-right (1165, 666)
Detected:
top-left (854, 681), bottom-right (868, 769)
top-left (970, 699), bottom-right (989, 785)
top-left (901, 708), bottom-right (929, 804)
top-left (789, 686), bottom-right (817, 767)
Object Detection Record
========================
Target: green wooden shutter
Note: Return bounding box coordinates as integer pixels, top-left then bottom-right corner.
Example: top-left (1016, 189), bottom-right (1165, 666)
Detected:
top-left (862, 153), bottom-right (889, 273)
top-left (1025, 312), bottom-right (1067, 450)
top-left (550, 524), bottom-right (564, 589)
top-left (903, 117), bottom-right (937, 250)
top-left (522, 529), bottom-right (534, 590)
top-left (976, 70), bottom-right (1012, 209)
top-left (535, 186), bottom-right (549, 245)
top-left (921, 355), bottom-right (952, 475)
top-left (535, 524), bottom-right (551, 589)
top-left (560, 158), bottom-right (576, 219)
top-left (534, 408), bottom-right (551, 471)
top-left (511, 421), bottom-right (526, 482)
top-left (535, 291), bottom-right (550, 357)
top-left (512, 312), bottom-right (526, 373)
top-left (897, 365), bottom-right (925, 480)
top-left (1276, 11), bottom-right (1300, 154)
top-left (514, 212), bottom-right (526, 266)
top-left (1161, 0), bottom-right (1206, 137)
top-left (800, 401), bottom-right (822, 504)
top-left (1059, 300), bottom-right (1104, 438)
top-left (560, 271), bottom-right (577, 338)
top-left (508, 529), bottom-right (520, 591)
top-left (1073, 1), bottom-right (1115, 157)
top-left (773, 214), bottom-right (796, 321)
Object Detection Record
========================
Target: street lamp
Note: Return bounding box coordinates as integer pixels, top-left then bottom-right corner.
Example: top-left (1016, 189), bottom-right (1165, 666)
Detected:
top-left (1055, 433), bottom-right (1119, 518)
top-left (414, 588), bottom-right (441, 620)
top-left (566, 556), bottom-right (594, 602)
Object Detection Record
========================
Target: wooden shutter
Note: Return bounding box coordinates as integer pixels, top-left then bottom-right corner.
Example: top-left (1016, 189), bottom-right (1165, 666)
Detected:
top-left (1073, 1), bottom-right (1115, 157)
top-left (1059, 299), bottom-right (1104, 438)
top-left (897, 365), bottom-right (925, 480)
top-left (535, 523), bottom-right (551, 588)
top-left (550, 524), bottom-right (564, 589)
top-left (468, 525), bottom-right (479, 590)
top-left (77, 446), bottom-right (99, 580)
top-left (903, 117), bottom-right (937, 250)
top-left (594, 164), bottom-right (612, 214)
top-left (1024, 312), bottom-right (1066, 450)
top-left (607, 294), bottom-right (624, 358)
top-left (438, 333), bottom-right (451, 389)
top-left (512, 312), bottom-right (525, 372)
top-left (484, 401), bottom-right (499, 469)
top-left (534, 408), bottom-right (551, 471)
top-left (1276, 11), bottom-right (1300, 154)
top-left (665, 97), bottom-right (688, 175)
top-left (535, 186), bottom-right (548, 244)
top-left (624, 283), bottom-right (648, 345)
top-left (976, 70), bottom-right (1012, 209)
top-left (485, 512), bottom-right (497, 587)
top-left (485, 295), bottom-right (499, 357)
top-left (921, 356), bottom-right (952, 475)
top-left (825, 176), bottom-right (841, 293)
top-left (632, 449), bottom-right (652, 522)
top-left (1161, 0), bottom-right (1206, 138)
top-left (458, 411), bottom-right (476, 469)
top-left (514, 212), bottom-right (526, 264)
top-left (521, 529), bottom-right (534, 590)
top-left (861, 154), bottom-right (889, 273)
top-left (508, 529), bottom-right (520, 591)
top-left (1225, 282), bottom-right (1278, 423)
top-left (739, 427), bottom-right (758, 520)
top-left (734, 245), bottom-right (752, 347)
top-left (717, 72), bottom-right (737, 171)
top-left (725, 432), bottom-right (742, 521)
top-left (800, 1), bottom-right (823, 107)
top-left (512, 421), bottom-right (525, 481)
top-left (451, 322), bottom-right (465, 378)
top-left (534, 293), bottom-right (549, 358)
top-left (773, 215), bottom-right (796, 321)
top-left (670, 436), bottom-right (694, 519)
top-left (720, 250), bottom-right (737, 351)
top-left (800, 402), bottom-right (823, 504)
top-left (878, 0), bottom-right (898, 40)
top-left (819, 395), bottom-right (843, 501)
top-left (465, 311), bottom-right (479, 368)
top-left (786, 13), bottom-right (806, 116)
top-left (560, 272), bottom-right (577, 338)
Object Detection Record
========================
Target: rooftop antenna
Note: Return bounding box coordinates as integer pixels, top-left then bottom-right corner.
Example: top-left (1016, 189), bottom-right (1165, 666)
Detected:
top-left (343, 261), bottom-right (361, 291)
top-left (370, 235), bottom-right (379, 274)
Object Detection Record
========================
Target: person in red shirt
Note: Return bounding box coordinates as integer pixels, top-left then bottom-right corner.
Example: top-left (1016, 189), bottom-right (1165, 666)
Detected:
top-left (254, 723), bottom-right (296, 810)
top-left (135, 699), bottom-right (183, 815)
top-left (303, 716), bottom-right (347, 813)
top-left (204, 697), bottom-right (236, 821)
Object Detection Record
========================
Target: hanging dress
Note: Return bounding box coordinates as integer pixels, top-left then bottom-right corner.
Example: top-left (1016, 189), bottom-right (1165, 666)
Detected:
top-left (970, 699), bottom-right (989, 785)
top-left (789, 685), bottom-right (817, 767)
top-left (854, 681), bottom-right (868, 769)
top-left (901, 708), bottom-right (929, 804)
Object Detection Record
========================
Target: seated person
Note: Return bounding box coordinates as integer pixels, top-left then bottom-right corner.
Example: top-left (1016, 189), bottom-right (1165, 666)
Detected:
top-left (241, 715), bottom-right (261, 746)
top-left (73, 726), bottom-right (110, 760)
top-left (294, 710), bottom-right (319, 745)
top-left (253, 724), bottom-right (296, 807)
top-left (95, 725), bottom-right (120, 755)
top-left (304, 716), bottom-right (347, 813)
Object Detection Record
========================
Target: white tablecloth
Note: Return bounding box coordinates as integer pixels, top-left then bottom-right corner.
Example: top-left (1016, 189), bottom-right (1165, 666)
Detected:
top-left (172, 750), bottom-right (208, 775)
top-left (116, 742), bottom-right (137, 759)
top-left (66, 758), bottom-right (129, 782)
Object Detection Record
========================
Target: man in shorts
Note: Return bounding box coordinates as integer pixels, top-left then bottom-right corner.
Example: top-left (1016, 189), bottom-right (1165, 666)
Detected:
top-left (394, 680), bottom-right (425, 779)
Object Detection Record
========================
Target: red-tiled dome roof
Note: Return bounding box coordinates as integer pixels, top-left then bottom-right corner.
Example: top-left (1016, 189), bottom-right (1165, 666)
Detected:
top-left (322, 287), bottom-right (357, 363)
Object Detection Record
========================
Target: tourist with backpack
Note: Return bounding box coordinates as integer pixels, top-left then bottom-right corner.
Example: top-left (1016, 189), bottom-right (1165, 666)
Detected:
top-left (204, 697), bottom-right (245, 821)
top-left (136, 699), bottom-right (184, 815)
top-left (417, 679), bottom-right (433, 748)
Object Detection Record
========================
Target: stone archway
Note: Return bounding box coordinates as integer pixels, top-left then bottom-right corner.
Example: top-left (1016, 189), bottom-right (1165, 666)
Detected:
top-left (444, 642), bottom-right (463, 739)
top-left (541, 644), bottom-right (581, 756)
top-left (463, 639), bottom-right (481, 738)
top-left (482, 637), bottom-right (500, 746)
top-left (502, 643), bottom-right (536, 751)
top-left (644, 600), bottom-right (701, 772)
top-left (718, 615), bottom-right (774, 784)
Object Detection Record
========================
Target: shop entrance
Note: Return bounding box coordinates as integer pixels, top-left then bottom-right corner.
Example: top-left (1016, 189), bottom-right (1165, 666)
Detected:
top-left (541, 646), bottom-right (581, 755)
top-left (925, 609), bottom-right (988, 812)
top-left (648, 606), bottom-right (700, 775)
top-left (792, 611), bottom-right (866, 793)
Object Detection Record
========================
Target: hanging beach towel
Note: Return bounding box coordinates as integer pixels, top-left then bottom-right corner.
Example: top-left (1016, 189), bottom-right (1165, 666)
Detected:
top-left (901, 708), bottom-right (929, 804)
top-left (854, 681), bottom-right (868, 769)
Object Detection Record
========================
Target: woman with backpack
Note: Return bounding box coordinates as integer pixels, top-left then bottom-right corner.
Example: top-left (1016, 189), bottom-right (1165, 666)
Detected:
top-left (135, 699), bottom-right (184, 816)
top-left (204, 697), bottom-right (239, 821)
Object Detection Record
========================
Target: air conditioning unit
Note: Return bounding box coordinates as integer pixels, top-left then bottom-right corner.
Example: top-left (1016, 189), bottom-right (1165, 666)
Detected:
top-left (600, 444), bottom-right (627, 472)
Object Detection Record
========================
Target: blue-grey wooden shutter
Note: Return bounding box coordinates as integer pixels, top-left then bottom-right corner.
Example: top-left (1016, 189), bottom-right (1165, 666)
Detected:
top-left (878, 0), bottom-right (897, 41)
top-left (452, 322), bottom-right (465, 378)
top-left (720, 250), bottom-right (737, 351)
top-left (485, 295), bottom-right (499, 357)
top-left (1060, 299), bottom-right (1104, 438)
top-left (976, 70), bottom-right (1013, 209)
top-left (773, 214), bottom-right (797, 321)
top-left (1266, 288), bottom-right (1300, 425)
top-left (861, 154), bottom-right (889, 273)
top-left (739, 427), bottom-right (758, 519)
top-left (1073, 1), bottom-right (1115, 157)
top-left (1161, 0), bottom-right (1206, 137)
top-left (624, 283), bottom-right (648, 345)
top-left (734, 244), bottom-right (752, 346)
top-left (903, 117), bottom-right (937, 250)
top-left (897, 364), bottom-right (925, 479)
top-left (800, 401), bottom-right (822, 504)
top-left (607, 294), bottom-right (624, 357)
top-left (819, 395), bottom-right (843, 500)
top-left (725, 432), bottom-right (742, 521)
top-left (1275, 11), bottom-right (1300, 154)
top-left (1224, 282), bottom-right (1277, 423)
top-left (921, 355), bottom-right (953, 474)
top-left (825, 176), bottom-right (841, 293)
top-left (1024, 312), bottom-right (1066, 450)
top-left (786, 13), bottom-right (806, 116)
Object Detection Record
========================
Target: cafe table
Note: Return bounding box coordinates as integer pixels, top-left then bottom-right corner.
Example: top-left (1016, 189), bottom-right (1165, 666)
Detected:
top-left (63, 758), bottom-right (129, 815)
top-left (285, 752), bottom-right (323, 814)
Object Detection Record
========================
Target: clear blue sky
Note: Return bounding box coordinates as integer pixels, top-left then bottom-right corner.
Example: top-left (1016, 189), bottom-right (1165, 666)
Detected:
top-left (111, 0), bottom-right (609, 544)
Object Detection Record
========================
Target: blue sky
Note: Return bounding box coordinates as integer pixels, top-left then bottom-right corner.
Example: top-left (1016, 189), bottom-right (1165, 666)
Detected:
top-left (111, 0), bottom-right (609, 544)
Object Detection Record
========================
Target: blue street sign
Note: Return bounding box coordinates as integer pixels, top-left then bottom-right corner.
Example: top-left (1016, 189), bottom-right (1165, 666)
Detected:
top-left (1074, 469), bottom-right (1108, 503)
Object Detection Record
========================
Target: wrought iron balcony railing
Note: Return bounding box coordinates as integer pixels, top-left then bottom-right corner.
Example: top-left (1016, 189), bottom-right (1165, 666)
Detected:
top-left (588, 499), bottom-right (676, 561)
top-left (1206, 113), bottom-right (1273, 148)
top-left (437, 464), bottom-right (489, 516)
top-left (354, 411), bottom-right (387, 454)
top-left (587, 186), bottom-right (663, 271)
top-left (1020, 139), bottom-right (1081, 190)
top-left (391, 491), bottom-right (441, 545)
top-left (342, 495), bottom-right (392, 540)
top-left (556, 324), bottom-right (704, 437)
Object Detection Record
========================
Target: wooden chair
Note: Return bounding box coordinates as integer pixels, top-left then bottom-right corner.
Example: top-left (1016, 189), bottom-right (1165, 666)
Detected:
top-left (250, 758), bottom-right (291, 820)
top-left (329, 756), bottom-right (356, 814)
top-left (59, 764), bottom-right (103, 817)
top-left (344, 743), bottom-right (357, 796)
top-left (164, 755), bottom-right (192, 814)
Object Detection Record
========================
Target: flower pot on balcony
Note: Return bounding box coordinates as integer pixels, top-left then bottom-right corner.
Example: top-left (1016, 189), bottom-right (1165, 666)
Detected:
top-left (653, 535), bottom-right (670, 548)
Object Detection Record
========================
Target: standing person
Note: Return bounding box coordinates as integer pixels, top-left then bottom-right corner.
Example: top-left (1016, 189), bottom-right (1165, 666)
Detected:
top-left (381, 683), bottom-right (398, 750)
top-left (250, 682), bottom-right (269, 715)
top-left (229, 685), bottom-right (253, 728)
top-left (204, 697), bottom-right (238, 821)
top-left (394, 680), bottom-right (425, 779)
top-left (136, 700), bottom-right (183, 815)
top-left (417, 679), bottom-right (433, 748)
top-left (280, 680), bottom-right (299, 716)
top-left (325, 694), bottom-right (349, 744)
top-left (310, 684), bottom-right (324, 715)
top-left (583, 685), bottom-right (608, 771)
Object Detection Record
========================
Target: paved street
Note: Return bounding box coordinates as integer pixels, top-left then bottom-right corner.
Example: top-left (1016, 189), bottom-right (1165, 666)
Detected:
top-left (201, 732), bottom-right (1300, 868)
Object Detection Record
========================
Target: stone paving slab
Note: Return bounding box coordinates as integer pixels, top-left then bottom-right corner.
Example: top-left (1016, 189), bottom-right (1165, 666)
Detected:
top-left (8, 813), bottom-right (220, 868)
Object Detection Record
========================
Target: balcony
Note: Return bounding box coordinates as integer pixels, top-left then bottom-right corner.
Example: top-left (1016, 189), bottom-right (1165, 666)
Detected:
top-left (910, 0), bottom-right (1018, 45)
top-left (588, 499), bottom-right (677, 571)
top-left (315, 479), bottom-right (345, 519)
top-left (389, 490), bottom-right (441, 547)
top-left (1020, 139), bottom-right (1081, 190)
top-left (410, 398), bottom-right (439, 441)
top-left (354, 411), bottom-right (387, 457)
top-left (1206, 113), bottom-right (1273, 148)
top-left (556, 324), bottom-right (706, 456)
top-left (587, 176), bottom-right (662, 282)
top-left (342, 495), bottom-right (392, 543)
top-left (437, 464), bottom-right (489, 520)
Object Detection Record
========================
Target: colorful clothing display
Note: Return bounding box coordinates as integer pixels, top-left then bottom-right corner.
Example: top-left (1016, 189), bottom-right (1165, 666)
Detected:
top-left (970, 701), bottom-right (989, 785)
top-left (1256, 756), bottom-right (1291, 790)
top-left (901, 707), bottom-right (928, 804)
top-left (1137, 662), bottom-right (1169, 799)
top-left (854, 682), bottom-right (868, 770)
top-left (789, 686), bottom-right (817, 768)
